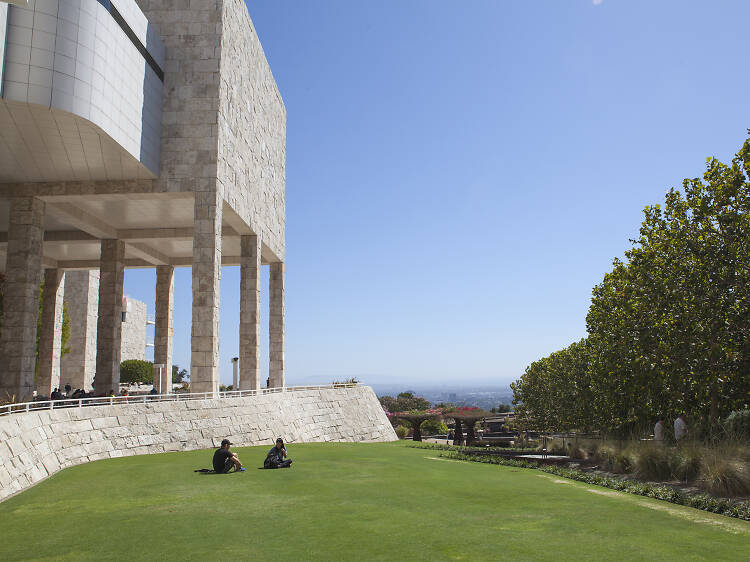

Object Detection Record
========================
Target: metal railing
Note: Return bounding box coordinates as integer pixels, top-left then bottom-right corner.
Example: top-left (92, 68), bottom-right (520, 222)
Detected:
top-left (0, 383), bottom-right (357, 417)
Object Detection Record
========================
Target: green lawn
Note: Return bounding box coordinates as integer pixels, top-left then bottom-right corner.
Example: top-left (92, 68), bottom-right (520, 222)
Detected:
top-left (0, 441), bottom-right (748, 561)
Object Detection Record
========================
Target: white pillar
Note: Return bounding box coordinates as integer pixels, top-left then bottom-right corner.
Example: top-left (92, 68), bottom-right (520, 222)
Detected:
top-left (0, 197), bottom-right (44, 401)
top-left (94, 239), bottom-right (125, 396)
top-left (239, 234), bottom-right (261, 390)
top-left (232, 357), bottom-right (239, 389)
top-left (37, 268), bottom-right (65, 396)
top-left (61, 270), bottom-right (99, 392)
top-left (269, 262), bottom-right (285, 388)
top-left (154, 265), bottom-right (174, 393)
top-left (190, 191), bottom-right (222, 394)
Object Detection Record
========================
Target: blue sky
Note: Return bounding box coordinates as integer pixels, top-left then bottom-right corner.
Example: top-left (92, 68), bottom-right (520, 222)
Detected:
top-left (125, 0), bottom-right (750, 387)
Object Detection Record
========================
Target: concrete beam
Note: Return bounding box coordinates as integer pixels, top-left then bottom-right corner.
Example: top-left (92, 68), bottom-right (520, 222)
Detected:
top-left (57, 259), bottom-right (154, 270)
top-left (46, 203), bottom-right (117, 239)
top-left (127, 242), bottom-right (171, 266)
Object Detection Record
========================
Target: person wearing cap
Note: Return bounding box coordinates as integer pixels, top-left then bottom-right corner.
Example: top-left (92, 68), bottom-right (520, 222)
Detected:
top-left (213, 439), bottom-right (244, 473)
top-left (264, 437), bottom-right (292, 469)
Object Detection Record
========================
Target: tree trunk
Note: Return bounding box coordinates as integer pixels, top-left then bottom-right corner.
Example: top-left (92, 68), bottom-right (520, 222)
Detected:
top-left (710, 387), bottom-right (718, 427)
top-left (411, 419), bottom-right (423, 442)
top-left (453, 419), bottom-right (464, 446)
top-left (465, 419), bottom-right (477, 445)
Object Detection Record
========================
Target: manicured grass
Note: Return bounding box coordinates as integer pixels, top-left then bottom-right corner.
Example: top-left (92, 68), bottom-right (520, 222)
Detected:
top-left (0, 441), bottom-right (748, 560)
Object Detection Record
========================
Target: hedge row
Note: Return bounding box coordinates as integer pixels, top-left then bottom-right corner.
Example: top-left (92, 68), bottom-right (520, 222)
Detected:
top-left (409, 444), bottom-right (750, 521)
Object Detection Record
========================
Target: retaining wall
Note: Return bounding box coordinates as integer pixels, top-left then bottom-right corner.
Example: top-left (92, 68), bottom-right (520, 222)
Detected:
top-left (0, 385), bottom-right (396, 501)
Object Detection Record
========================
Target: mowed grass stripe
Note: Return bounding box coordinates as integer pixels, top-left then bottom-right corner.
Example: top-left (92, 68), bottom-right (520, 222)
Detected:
top-left (0, 442), bottom-right (748, 561)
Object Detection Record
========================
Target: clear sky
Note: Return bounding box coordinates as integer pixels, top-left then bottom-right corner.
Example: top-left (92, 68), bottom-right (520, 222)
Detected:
top-left (125, 0), bottom-right (750, 387)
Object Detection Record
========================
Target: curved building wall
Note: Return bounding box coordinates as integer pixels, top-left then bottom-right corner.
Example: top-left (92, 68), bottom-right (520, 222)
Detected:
top-left (0, 0), bottom-right (163, 180)
top-left (0, 386), bottom-right (397, 501)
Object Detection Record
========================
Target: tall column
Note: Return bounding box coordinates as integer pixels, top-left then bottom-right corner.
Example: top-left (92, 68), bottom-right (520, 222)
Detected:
top-left (61, 270), bottom-right (99, 391)
top-left (269, 261), bottom-right (285, 388)
top-left (94, 240), bottom-right (125, 396)
top-left (153, 265), bottom-right (174, 393)
top-left (239, 234), bottom-right (261, 390)
top-left (190, 191), bottom-right (222, 394)
top-left (37, 268), bottom-right (65, 396)
top-left (0, 197), bottom-right (44, 400)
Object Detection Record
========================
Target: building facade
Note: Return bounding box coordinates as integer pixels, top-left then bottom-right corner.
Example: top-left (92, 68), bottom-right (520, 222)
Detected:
top-left (0, 0), bottom-right (286, 399)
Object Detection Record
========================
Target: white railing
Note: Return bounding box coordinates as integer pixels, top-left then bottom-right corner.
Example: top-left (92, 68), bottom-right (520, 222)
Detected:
top-left (0, 383), bottom-right (357, 417)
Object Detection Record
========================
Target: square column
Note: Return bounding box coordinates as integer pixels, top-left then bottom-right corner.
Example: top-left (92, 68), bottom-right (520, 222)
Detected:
top-left (190, 191), bottom-right (222, 394)
top-left (0, 197), bottom-right (44, 400)
top-left (153, 265), bottom-right (174, 393)
top-left (239, 234), bottom-right (261, 390)
top-left (269, 261), bottom-right (285, 388)
top-left (94, 240), bottom-right (125, 396)
top-left (37, 269), bottom-right (65, 396)
top-left (61, 270), bottom-right (99, 391)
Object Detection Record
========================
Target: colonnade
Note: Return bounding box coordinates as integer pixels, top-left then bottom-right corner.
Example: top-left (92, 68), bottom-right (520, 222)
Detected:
top-left (0, 196), bottom-right (285, 400)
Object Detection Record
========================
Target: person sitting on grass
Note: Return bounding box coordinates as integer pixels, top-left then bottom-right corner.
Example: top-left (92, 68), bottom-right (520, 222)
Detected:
top-left (264, 437), bottom-right (292, 469)
top-left (213, 439), bottom-right (245, 473)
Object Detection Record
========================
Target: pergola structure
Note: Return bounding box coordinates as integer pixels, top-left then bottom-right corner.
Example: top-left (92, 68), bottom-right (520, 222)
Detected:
top-left (0, 0), bottom-right (286, 399)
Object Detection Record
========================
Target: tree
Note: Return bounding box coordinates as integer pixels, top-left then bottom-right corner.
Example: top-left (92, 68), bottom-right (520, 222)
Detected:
top-left (443, 408), bottom-right (492, 445)
top-left (492, 403), bottom-right (512, 413)
top-left (379, 392), bottom-right (431, 426)
top-left (512, 133), bottom-right (750, 434)
top-left (120, 360), bottom-right (153, 384)
top-left (392, 410), bottom-right (441, 442)
top-left (172, 365), bottom-right (189, 383)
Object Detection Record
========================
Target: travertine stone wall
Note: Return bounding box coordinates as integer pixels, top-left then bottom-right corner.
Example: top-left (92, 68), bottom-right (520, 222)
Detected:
top-left (61, 270), bottom-right (99, 391)
top-left (133, 0), bottom-right (221, 194)
top-left (0, 197), bottom-right (44, 400)
top-left (120, 297), bottom-right (147, 361)
top-left (218, 0), bottom-right (286, 261)
top-left (0, 386), bottom-right (397, 502)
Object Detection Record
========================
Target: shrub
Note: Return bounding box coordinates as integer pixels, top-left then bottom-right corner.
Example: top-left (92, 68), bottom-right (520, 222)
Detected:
top-left (724, 410), bottom-right (750, 441)
top-left (395, 426), bottom-right (409, 439)
top-left (120, 360), bottom-right (153, 384)
top-left (568, 445), bottom-right (587, 460)
top-left (633, 446), bottom-right (672, 481)
top-left (671, 447), bottom-right (702, 482)
top-left (699, 455), bottom-right (750, 497)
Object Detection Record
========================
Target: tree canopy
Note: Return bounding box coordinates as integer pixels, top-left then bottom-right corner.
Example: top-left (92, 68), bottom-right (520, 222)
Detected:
top-left (513, 133), bottom-right (750, 434)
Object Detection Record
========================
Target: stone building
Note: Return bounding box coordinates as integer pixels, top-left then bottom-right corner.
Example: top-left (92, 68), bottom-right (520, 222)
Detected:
top-left (120, 296), bottom-right (148, 363)
top-left (0, 0), bottom-right (286, 399)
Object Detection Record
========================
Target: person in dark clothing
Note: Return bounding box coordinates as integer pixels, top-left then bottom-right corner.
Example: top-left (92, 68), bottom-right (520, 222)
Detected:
top-left (264, 437), bottom-right (292, 469)
top-left (64, 384), bottom-right (71, 396)
top-left (212, 439), bottom-right (244, 473)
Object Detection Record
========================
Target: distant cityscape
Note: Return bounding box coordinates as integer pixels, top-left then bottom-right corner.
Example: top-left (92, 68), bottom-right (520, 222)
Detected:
top-left (371, 384), bottom-right (514, 411)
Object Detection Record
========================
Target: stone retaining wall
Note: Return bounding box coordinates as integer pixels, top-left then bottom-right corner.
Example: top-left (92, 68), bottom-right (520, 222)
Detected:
top-left (0, 386), bottom-right (396, 501)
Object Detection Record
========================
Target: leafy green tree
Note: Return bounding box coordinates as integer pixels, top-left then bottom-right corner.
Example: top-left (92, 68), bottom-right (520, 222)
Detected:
top-left (172, 365), bottom-right (188, 383)
top-left (379, 392), bottom-right (431, 426)
top-left (491, 403), bottom-right (512, 413)
top-left (120, 360), bottom-right (154, 384)
top-left (513, 133), bottom-right (750, 434)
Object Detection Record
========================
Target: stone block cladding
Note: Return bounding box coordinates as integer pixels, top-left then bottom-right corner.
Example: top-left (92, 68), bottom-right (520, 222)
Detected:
top-left (0, 386), bottom-right (398, 502)
top-left (94, 239), bottom-right (125, 395)
top-left (0, 197), bottom-right (44, 400)
top-left (120, 296), bottom-right (147, 361)
top-left (61, 270), bottom-right (99, 391)
top-left (218, 0), bottom-right (286, 261)
top-left (36, 268), bottom-right (65, 395)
